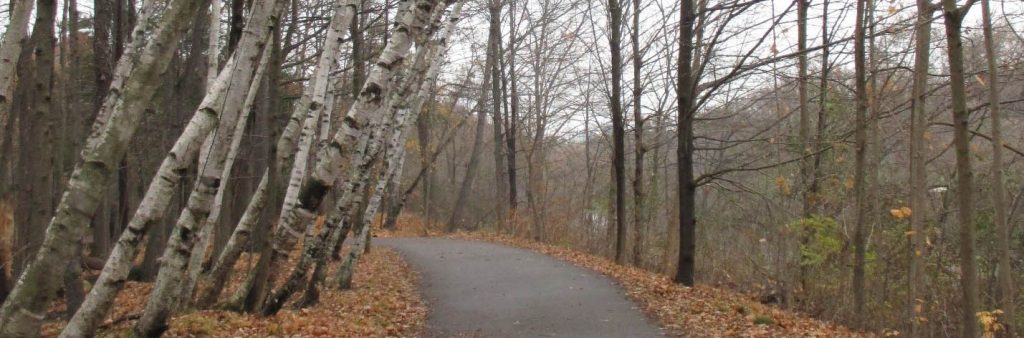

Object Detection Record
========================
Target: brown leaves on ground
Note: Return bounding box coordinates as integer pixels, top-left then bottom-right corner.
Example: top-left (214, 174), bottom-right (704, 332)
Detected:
top-left (41, 248), bottom-right (426, 337)
top-left (426, 231), bottom-right (871, 338)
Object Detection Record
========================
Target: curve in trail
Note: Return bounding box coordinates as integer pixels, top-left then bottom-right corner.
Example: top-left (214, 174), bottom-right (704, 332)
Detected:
top-left (378, 237), bottom-right (664, 338)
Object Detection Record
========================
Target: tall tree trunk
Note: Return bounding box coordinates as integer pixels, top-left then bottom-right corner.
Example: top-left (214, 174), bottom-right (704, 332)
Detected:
top-left (852, 0), bottom-right (869, 327)
top-left (979, 0), bottom-right (1013, 336)
top-left (12, 0), bottom-right (58, 281)
top-left (674, 0), bottom-right (696, 286)
top-left (629, 0), bottom-right (644, 267)
top-left (486, 0), bottom-right (507, 225)
top-left (907, 1), bottom-right (931, 336)
top-left (938, 1), bottom-right (977, 336)
top-left (504, 2), bottom-right (519, 213)
top-left (607, 0), bottom-right (626, 265)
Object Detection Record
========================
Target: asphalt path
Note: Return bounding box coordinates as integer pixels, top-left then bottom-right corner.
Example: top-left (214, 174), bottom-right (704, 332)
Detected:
top-left (378, 237), bottom-right (663, 337)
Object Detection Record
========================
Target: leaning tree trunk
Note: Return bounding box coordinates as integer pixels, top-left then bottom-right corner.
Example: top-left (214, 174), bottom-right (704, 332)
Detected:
top-left (233, 0), bottom-right (359, 312)
top-left (0, 0), bottom-right (205, 334)
top-left (249, 0), bottom-right (443, 308)
top-left (180, 44), bottom-right (272, 310)
top-left (294, 3), bottom-right (460, 306)
top-left (61, 1), bottom-right (279, 336)
top-left (132, 3), bottom-right (281, 334)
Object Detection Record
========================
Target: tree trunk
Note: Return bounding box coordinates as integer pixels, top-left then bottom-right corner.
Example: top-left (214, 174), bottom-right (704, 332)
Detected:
top-left (265, 0), bottom-right (443, 287)
top-left (447, 86), bottom-right (489, 231)
top-left (180, 44), bottom-right (272, 309)
top-left (629, 0), bottom-right (644, 267)
top-left (608, 0), bottom-right (626, 265)
top-left (61, 2), bottom-right (277, 336)
top-left (0, 0), bottom-right (205, 333)
top-left (979, 1), bottom-right (1012, 336)
top-left (907, 1), bottom-right (931, 336)
top-left (938, 2), bottom-right (977, 335)
top-left (851, 0), bottom-right (869, 327)
top-left (486, 0), bottom-right (507, 225)
top-left (12, 0), bottom-right (58, 280)
top-left (674, 0), bottom-right (696, 286)
top-left (235, 0), bottom-right (360, 313)
top-left (0, 0), bottom-right (34, 193)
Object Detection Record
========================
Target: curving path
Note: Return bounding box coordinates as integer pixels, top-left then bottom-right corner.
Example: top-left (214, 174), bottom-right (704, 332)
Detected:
top-left (378, 237), bottom-right (663, 338)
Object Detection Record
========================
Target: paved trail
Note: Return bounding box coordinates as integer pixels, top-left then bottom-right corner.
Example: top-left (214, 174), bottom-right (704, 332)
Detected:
top-left (378, 237), bottom-right (663, 338)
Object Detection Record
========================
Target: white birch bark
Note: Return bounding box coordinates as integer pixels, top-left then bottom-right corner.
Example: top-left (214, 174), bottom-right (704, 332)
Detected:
top-left (207, 0), bottom-right (221, 86)
top-left (0, 0), bottom-right (34, 144)
top-left (0, 0), bottom-right (205, 334)
top-left (246, 0), bottom-right (359, 302)
top-left (196, 170), bottom-right (267, 307)
top-left (60, 0), bottom-right (280, 335)
top-left (206, 1), bottom-right (360, 308)
top-left (180, 44), bottom-right (272, 308)
top-left (286, 0), bottom-right (455, 297)
top-left (272, 1), bottom-right (447, 284)
top-left (132, 1), bottom-right (281, 333)
top-left (333, 0), bottom-right (461, 289)
top-left (198, 0), bottom-right (223, 170)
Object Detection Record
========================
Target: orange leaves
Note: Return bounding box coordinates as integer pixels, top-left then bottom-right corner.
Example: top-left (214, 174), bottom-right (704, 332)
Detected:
top-left (166, 248), bottom-right (426, 337)
top-left (41, 248), bottom-right (425, 337)
top-left (890, 206), bottom-right (912, 220)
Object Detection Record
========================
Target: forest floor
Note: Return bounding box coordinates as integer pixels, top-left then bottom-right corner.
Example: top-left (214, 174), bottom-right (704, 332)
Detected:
top-left (379, 216), bottom-right (871, 338)
top-left (39, 247), bottom-right (427, 337)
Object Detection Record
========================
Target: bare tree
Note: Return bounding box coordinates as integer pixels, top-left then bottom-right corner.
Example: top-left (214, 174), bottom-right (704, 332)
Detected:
top-left (938, 0), bottom-right (978, 336)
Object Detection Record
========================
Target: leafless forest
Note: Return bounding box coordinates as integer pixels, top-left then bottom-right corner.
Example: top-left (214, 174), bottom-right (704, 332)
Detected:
top-left (0, 0), bottom-right (1021, 336)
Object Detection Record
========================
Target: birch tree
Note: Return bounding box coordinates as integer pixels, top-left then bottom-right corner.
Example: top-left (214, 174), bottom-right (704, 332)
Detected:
top-left (179, 43), bottom-right (273, 310)
top-left (232, 0), bottom-right (360, 311)
top-left (0, 0), bottom-right (206, 334)
top-left (245, 0), bottom-right (444, 307)
top-left (0, 0), bottom-right (34, 168)
top-left (61, 0), bottom-right (280, 334)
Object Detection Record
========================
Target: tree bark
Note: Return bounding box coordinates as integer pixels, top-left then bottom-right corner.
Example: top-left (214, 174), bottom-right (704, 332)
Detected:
top-left (674, 0), bottom-right (696, 286)
top-left (907, 1), bottom-right (931, 336)
top-left (0, 0), bottom-right (205, 333)
top-left (180, 43), bottom-right (272, 309)
top-left (606, 0), bottom-right (627, 264)
top-left (61, 1), bottom-right (277, 336)
top-left (12, 0), bottom-right (58, 281)
top-left (851, 0), bottom-right (869, 327)
top-left (0, 0), bottom-right (34, 191)
top-left (262, 1), bottom-right (444, 298)
top-left (486, 0), bottom-right (507, 225)
top-left (938, 2), bottom-right (977, 335)
top-left (629, 0), bottom-right (644, 267)
top-left (979, 0), bottom-right (1012, 336)
top-left (235, 0), bottom-right (360, 313)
